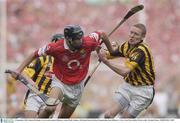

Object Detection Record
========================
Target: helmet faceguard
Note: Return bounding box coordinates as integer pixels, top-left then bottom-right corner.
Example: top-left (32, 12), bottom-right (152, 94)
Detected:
top-left (64, 25), bottom-right (84, 50)
top-left (64, 25), bottom-right (84, 41)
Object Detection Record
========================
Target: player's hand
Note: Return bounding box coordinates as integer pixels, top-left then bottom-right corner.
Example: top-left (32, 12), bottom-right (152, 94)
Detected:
top-left (98, 50), bottom-right (108, 63)
top-left (5, 69), bottom-right (19, 80)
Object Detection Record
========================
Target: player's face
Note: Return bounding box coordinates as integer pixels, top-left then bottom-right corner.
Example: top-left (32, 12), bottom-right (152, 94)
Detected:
top-left (66, 38), bottom-right (83, 51)
top-left (128, 26), bottom-right (144, 45)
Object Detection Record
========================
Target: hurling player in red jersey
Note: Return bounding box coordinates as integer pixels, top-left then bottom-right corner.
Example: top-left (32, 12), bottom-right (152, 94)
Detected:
top-left (11, 25), bottom-right (109, 118)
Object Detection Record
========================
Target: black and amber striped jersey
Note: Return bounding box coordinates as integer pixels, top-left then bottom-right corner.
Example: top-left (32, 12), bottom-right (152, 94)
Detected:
top-left (114, 41), bottom-right (155, 86)
top-left (23, 55), bottom-right (54, 94)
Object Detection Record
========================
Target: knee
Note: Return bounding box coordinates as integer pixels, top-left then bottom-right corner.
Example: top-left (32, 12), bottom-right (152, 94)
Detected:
top-left (122, 111), bottom-right (135, 118)
top-left (104, 112), bottom-right (114, 118)
top-left (44, 106), bottom-right (56, 114)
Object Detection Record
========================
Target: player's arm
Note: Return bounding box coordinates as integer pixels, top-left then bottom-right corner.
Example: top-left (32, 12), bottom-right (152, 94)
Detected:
top-left (17, 44), bottom-right (49, 74)
top-left (98, 49), bottom-right (145, 77)
top-left (88, 31), bottom-right (119, 55)
top-left (17, 52), bottom-right (37, 73)
top-left (100, 32), bottom-right (114, 54)
top-left (88, 31), bottom-right (123, 58)
top-left (98, 52), bottom-right (131, 77)
top-left (9, 52), bottom-right (38, 79)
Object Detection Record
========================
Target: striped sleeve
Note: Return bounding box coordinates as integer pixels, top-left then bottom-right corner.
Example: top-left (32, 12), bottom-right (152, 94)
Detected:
top-left (125, 49), bottom-right (145, 70)
top-left (23, 57), bottom-right (43, 78)
top-left (105, 51), bottom-right (116, 59)
top-left (118, 42), bottom-right (126, 56)
top-left (130, 49), bottom-right (145, 64)
top-left (125, 59), bottom-right (138, 71)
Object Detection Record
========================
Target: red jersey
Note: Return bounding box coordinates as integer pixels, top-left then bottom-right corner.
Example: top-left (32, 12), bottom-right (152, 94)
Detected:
top-left (35, 32), bottom-right (101, 85)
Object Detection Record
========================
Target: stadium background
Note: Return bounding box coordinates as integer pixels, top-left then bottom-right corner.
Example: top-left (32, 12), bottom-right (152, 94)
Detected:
top-left (0, 0), bottom-right (180, 118)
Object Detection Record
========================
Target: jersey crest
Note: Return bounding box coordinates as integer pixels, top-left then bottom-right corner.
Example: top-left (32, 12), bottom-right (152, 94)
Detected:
top-left (62, 55), bottom-right (69, 62)
top-left (79, 49), bottom-right (86, 58)
top-left (130, 52), bottom-right (140, 61)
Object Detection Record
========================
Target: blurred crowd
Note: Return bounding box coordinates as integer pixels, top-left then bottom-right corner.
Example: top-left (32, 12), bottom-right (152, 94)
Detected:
top-left (5, 0), bottom-right (180, 118)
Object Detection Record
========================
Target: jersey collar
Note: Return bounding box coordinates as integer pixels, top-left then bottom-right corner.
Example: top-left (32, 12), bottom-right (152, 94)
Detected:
top-left (63, 39), bottom-right (77, 53)
top-left (64, 39), bottom-right (70, 50)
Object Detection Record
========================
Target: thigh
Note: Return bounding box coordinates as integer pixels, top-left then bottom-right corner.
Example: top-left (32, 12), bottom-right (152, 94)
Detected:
top-left (114, 83), bottom-right (131, 111)
top-left (50, 77), bottom-right (64, 100)
top-left (127, 86), bottom-right (154, 117)
top-left (24, 92), bottom-right (45, 118)
top-left (104, 84), bottom-right (131, 118)
top-left (110, 92), bottom-right (130, 117)
top-left (49, 87), bottom-right (64, 100)
top-left (58, 103), bottom-right (77, 118)
top-left (62, 81), bottom-right (84, 107)
top-left (126, 96), bottom-right (151, 117)
top-left (38, 87), bottom-right (61, 118)
top-left (24, 110), bottom-right (37, 118)
top-left (105, 100), bottom-right (126, 118)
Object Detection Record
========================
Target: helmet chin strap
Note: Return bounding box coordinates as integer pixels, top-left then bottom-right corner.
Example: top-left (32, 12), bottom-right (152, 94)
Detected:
top-left (66, 38), bottom-right (82, 51)
top-left (66, 39), bottom-right (74, 51)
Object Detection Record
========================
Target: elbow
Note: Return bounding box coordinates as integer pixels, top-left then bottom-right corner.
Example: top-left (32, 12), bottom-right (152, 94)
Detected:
top-left (33, 50), bottom-right (39, 58)
top-left (117, 70), bottom-right (129, 77)
top-left (121, 72), bottom-right (128, 77)
top-left (28, 52), bottom-right (37, 61)
top-left (33, 53), bottom-right (37, 59)
top-left (101, 32), bottom-right (106, 36)
top-left (121, 69), bottom-right (131, 77)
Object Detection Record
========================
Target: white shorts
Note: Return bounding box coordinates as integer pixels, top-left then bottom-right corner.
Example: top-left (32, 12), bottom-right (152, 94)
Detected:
top-left (114, 82), bottom-right (155, 117)
top-left (24, 91), bottom-right (46, 112)
top-left (51, 76), bottom-right (85, 107)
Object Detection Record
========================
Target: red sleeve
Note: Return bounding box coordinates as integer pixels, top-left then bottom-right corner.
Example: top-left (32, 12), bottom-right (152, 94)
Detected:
top-left (88, 31), bottom-right (101, 43)
top-left (36, 43), bottom-right (55, 56)
top-left (87, 31), bottom-right (102, 50)
top-left (44, 43), bottom-right (55, 55)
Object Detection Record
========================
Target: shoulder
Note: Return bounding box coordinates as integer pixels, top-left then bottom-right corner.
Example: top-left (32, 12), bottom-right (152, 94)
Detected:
top-left (137, 42), bottom-right (152, 53)
top-left (118, 41), bottom-right (128, 50)
top-left (120, 41), bottom-right (128, 47)
top-left (32, 56), bottom-right (44, 64)
top-left (86, 31), bottom-right (102, 42)
top-left (88, 32), bottom-right (101, 41)
top-left (49, 39), bottom-right (64, 47)
top-left (46, 39), bottom-right (65, 52)
top-left (26, 56), bottom-right (43, 68)
top-left (81, 37), bottom-right (99, 49)
top-left (83, 32), bottom-right (102, 45)
top-left (37, 56), bottom-right (46, 65)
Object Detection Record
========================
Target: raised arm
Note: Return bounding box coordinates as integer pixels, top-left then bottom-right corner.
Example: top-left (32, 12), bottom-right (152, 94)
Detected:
top-left (17, 42), bottom-right (52, 73)
top-left (17, 52), bottom-right (37, 73)
top-left (100, 32), bottom-right (115, 55)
